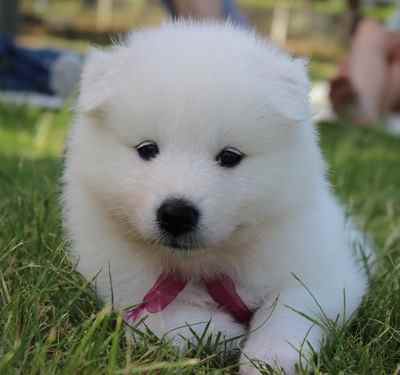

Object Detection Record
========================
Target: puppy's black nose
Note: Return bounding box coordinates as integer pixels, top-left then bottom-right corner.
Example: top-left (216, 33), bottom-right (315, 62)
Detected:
top-left (157, 198), bottom-right (199, 237)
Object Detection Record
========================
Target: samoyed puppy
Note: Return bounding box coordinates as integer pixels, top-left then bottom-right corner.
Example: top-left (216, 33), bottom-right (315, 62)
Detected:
top-left (63, 21), bottom-right (370, 374)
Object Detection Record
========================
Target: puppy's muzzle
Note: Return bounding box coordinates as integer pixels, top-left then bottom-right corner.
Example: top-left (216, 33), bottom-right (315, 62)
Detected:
top-left (157, 198), bottom-right (199, 237)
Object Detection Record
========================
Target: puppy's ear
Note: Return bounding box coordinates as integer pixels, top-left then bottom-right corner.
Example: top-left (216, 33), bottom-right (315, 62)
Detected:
top-left (77, 48), bottom-right (114, 115)
top-left (291, 57), bottom-right (310, 89)
top-left (286, 57), bottom-right (311, 123)
top-left (268, 57), bottom-right (311, 124)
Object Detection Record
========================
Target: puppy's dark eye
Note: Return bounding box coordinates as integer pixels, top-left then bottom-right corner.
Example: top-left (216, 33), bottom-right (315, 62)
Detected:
top-left (135, 141), bottom-right (159, 161)
top-left (216, 147), bottom-right (245, 168)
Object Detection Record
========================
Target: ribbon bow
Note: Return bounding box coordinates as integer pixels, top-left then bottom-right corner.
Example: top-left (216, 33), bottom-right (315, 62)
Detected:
top-left (125, 272), bottom-right (253, 324)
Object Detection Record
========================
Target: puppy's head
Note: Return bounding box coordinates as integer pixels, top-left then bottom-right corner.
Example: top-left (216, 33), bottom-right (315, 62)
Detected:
top-left (72, 22), bottom-right (324, 253)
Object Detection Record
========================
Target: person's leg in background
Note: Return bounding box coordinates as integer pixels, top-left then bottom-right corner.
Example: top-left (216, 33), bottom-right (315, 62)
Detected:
top-left (383, 33), bottom-right (400, 113)
top-left (347, 20), bottom-right (388, 123)
top-left (330, 19), bottom-right (393, 125)
top-left (0, 33), bottom-right (82, 97)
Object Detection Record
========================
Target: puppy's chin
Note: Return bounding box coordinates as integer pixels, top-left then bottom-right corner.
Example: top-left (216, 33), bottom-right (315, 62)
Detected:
top-left (159, 235), bottom-right (206, 252)
top-left (157, 226), bottom-right (246, 253)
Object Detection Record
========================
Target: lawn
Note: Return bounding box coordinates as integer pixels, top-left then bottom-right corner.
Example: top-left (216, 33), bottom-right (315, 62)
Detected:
top-left (1, 103), bottom-right (400, 374)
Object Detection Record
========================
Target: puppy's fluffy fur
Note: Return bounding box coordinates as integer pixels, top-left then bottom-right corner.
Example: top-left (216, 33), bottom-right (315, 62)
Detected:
top-left (63, 22), bottom-right (370, 374)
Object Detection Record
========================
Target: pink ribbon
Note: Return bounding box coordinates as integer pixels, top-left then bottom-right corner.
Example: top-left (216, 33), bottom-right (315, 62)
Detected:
top-left (125, 272), bottom-right (253, 324)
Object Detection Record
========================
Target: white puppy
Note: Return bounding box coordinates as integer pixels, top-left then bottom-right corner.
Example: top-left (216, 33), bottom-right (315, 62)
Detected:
top-left (63, 21), bottom-right (369, 374)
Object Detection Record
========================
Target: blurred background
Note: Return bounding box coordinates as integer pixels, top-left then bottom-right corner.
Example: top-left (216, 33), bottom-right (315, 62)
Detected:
top-left (2, 0), bottom-right (400, 122)
top-left (0, 0), bottom-right (374, 78)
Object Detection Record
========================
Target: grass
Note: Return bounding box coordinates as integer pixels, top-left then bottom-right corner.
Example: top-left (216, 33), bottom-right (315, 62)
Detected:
top-left (238, 0), bottom-right (346, 14)
top-left (238, 0), bottom-right (396, 22)
top-left (1, 103), bottom-right (400, 374)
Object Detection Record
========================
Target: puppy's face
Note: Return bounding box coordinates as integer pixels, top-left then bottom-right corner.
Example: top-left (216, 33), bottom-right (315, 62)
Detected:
top-left (73, 23), bottom-right (323, 253)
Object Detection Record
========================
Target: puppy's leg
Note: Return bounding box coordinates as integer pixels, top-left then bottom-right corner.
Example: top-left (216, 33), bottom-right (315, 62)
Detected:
top-left (129, 302), bottom-right (246, 351)
top-left (240, 288), bottom-right (325, 375)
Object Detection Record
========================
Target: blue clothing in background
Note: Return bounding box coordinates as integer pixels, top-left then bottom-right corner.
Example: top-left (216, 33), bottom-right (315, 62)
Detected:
top-left (222, 0), bottom-right (248, 27)
top-left (0, 34), bottom-right (60, 95)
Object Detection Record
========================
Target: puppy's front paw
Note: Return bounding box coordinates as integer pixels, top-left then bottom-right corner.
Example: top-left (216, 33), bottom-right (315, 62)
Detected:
top-left (239, 361), bottom-right (264, 375)
top-left (239, 347), bottom-right (299, 375)
top-left (126, 303), bottom-right (247, 354)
